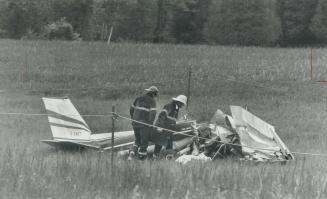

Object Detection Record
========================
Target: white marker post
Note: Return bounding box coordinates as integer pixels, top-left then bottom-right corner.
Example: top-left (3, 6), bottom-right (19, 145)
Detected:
top-left (107, 26), bottom-right (114, 45)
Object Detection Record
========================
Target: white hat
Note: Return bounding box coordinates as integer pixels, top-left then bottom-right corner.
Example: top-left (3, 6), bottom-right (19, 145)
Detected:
top-left (172, 95), bottom-right (187, 105)
top-left (145, 86), bottom-right (159, 93)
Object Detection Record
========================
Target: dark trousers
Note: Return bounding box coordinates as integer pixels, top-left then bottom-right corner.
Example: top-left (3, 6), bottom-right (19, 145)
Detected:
top-left (134, 126), bottom-right (151, 157)
top-left (130, 127), bottom-right (141, 154)
top-left (133, 127), bottom-right (142, 148)
top-left (153, 134), bottom-right (173, 155)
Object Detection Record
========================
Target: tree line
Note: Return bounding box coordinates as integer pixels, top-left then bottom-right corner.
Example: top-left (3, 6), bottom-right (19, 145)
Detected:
top-left (1, 0), bottom-right (327, 47)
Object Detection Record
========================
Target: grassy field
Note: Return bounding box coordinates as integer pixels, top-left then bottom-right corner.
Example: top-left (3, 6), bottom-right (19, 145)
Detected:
top-left (1, 39), bottom-right (327, 198)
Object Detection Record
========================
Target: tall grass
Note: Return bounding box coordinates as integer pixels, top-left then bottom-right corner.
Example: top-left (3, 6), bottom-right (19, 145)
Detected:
top-left (0, 39), bottom-right (327, 198)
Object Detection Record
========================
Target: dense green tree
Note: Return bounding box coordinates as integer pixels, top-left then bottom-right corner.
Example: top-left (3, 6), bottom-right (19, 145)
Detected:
top-left (89, 1), bottom-right (106, 40)
top-left (153, 0), bottom-right (176, 43)
top-left (310, 0), bottom-right (327, 43)
top-left (130, 0), bottom-right (157, 42)
top-left (1, 0), bottom-right (327, 46)
top-left (153, 0), bottom-right (167, 43)
top-left (102, 0), bottom-right (136, 41)
top-left (205, 0), bottom-right (280, 46)
top-left (52, 0), bottom-right (94, 40)
top-left (276, 0), bottom-right (319, 46)
top-left (44, 17), bottom-right (78, 40)
top-left (101, 0), bottom-right (158, 42)
top-left (2, 0), bottom-right (28, 38)
top-left (1, 0), bottom-right (49, 39)
top-left (172, 0), bottom-right (211, 44)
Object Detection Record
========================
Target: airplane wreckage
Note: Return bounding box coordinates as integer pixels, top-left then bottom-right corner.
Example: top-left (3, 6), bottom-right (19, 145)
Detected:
top-left (41, 97), bottom-right (294, 163)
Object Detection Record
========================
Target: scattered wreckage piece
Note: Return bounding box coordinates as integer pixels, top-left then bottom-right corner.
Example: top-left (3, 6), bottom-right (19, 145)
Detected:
top-left (174, 106), bottom-right (294, 163)
top-left (230, 106), bottom-right (293, 161)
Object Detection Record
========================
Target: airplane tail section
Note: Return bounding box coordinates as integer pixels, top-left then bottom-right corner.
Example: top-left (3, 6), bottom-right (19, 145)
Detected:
top-left (42, 97), bottom-right (91, 141)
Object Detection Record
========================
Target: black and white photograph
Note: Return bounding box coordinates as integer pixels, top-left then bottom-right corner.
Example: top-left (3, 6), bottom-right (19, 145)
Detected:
top-left (0, 0), bottom-right (326, 198)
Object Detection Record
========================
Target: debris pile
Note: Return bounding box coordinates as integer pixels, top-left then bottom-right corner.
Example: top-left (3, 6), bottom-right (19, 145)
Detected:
top-left (137, 106), bottom-right (294, 163)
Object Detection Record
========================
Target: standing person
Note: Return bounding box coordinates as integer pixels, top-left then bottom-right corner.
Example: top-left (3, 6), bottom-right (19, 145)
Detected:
top-left (129, 86), bottom-right (158, 160)
top-left (153, 95), bottom-right (187, 157)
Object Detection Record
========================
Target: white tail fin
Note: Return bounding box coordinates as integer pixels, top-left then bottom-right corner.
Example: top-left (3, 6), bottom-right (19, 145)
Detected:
top-left (42, 97), bottom-right (91, 141)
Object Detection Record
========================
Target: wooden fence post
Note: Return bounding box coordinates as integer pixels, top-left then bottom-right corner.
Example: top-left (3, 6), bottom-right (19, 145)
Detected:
top-left (186, 66), bottom-right (192, 110)
top-left (111, 105), bottom-right (115, 166)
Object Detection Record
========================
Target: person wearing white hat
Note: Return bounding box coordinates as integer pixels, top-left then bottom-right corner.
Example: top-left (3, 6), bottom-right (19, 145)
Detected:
top-left (153, 95), bottom-right (187, 157)
top-left (172, 95), bottom-right (187, 107)
top-left (129, 86), bottom-right (159, 160)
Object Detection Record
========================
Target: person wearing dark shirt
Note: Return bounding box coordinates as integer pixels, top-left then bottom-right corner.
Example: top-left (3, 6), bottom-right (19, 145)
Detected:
top-left (153, 95), bottom-right (187, 157)
top-left (129, 86), bottom-right (158, 159)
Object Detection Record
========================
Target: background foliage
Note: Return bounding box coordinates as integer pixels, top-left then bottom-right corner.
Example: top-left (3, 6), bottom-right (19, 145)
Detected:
top-left (1, 0), bottom-right (327, 46)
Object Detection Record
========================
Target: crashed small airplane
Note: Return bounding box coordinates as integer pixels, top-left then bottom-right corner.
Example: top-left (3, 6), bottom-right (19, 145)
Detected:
top-left (41, 97), bottom-right (294, 162)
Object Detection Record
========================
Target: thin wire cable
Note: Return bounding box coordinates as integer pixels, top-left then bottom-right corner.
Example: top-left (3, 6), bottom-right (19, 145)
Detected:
top-left (0, 109), bottom-right (325, 157)
top-left (0, 112), bottom-right (113, 117)
top-left (290, 151), bottom-right (327, 157)
top-left (116, 113), bottom-right (194, 135)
